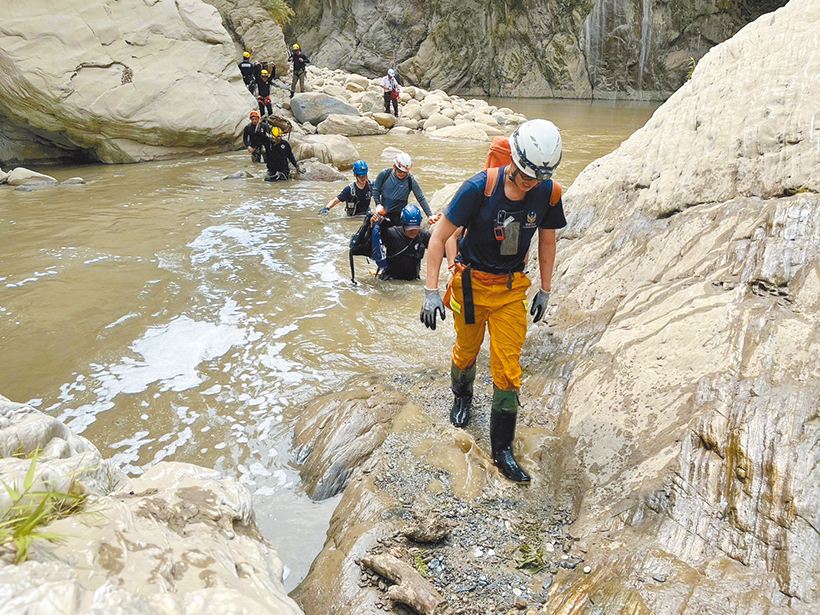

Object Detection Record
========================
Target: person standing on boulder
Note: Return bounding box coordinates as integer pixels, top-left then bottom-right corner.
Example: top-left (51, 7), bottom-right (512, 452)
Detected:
top-left (320, 160), bottom-right (372, 216)
top-left (264, 126), bottom-right (301, 182)
top-left (419, 119), bottom-right (566, 484)
top-left (256, 69), bottom-right (274, 118)
top-left (239, 52), bottom-right (255, 93)
top-left (373, 153), bottom-right (436, 227)
top-left (243, 110), bottom-right (271, 163)
top-left (289, 44), bottom-right (310, 98)
top-left (380, 69), bottom-right (400, 117)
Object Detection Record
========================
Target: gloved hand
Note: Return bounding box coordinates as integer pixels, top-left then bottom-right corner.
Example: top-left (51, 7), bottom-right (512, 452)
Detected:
top-left (420, 288), bottom-right (445, 330)
top-left (529, 289), bottom-right (550, 323)
top-left (319, 207), bottom-right (330, 215)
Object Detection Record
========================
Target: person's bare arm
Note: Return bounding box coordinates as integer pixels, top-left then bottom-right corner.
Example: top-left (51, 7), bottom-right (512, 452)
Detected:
top-left (425, 216), bottom-right (457, 290)
top-left (537, 228), bottom-right (557, 291)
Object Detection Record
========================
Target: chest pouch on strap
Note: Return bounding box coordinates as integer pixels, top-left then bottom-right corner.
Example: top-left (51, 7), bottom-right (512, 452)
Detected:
top-left (500, 218), bottom-right (520, 256)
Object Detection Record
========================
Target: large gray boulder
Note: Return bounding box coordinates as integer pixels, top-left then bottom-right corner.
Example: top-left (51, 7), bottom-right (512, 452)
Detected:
top-left (316, 114), bottom-right (385, 136)
top-left (0, 0), bottom-right (254, 164)
top-left (290, 134), bottom-right (358, 171)
top-left (5, 167), bottom-right (58, 186)
top-left (290, 93), bottom-right (360, 126)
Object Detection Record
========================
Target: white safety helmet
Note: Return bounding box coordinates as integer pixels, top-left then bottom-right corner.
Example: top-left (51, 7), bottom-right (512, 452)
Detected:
top-left (509, 119), bottom-right (562, 180)
top-left (388, 68), bottom-right (395, 77)
top-left (394, 152), bottom-right (412, 172)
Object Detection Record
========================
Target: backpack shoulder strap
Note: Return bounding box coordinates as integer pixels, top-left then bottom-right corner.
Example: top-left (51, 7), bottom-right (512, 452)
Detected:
top-left (484, 166), bottom-right (501, 198)
top-left (550, 181), bottom-right (563, 206)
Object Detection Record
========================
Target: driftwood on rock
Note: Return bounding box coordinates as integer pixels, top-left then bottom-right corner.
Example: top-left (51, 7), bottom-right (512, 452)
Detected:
top-left (361, 553), bottom-right (446, 615)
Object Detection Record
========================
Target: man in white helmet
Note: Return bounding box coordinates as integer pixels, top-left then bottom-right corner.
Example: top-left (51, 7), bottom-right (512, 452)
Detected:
top-left (419, 119), bottom-right (566, 484)
top-left (372, 152), bottom-right (436, 227)
top-left (380, 68), bottom-right (400, 116)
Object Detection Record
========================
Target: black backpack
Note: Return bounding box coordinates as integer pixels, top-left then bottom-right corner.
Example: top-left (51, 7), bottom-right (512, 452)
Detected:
top-left (348, 212), bottom-right (373, 284)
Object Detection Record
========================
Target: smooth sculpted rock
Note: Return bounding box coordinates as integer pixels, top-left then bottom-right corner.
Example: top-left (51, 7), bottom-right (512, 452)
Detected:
top-left (5, 168), bottom-right (58, 186)
top-left (293, 377), bottom-right (408, 500)
top-left (372, 113), bottom-right (397, 129)
top-left (0, 168), bottom-right (7, 183)
top-left (0, 0), bottom-right (252, 164)
top-left (290, 134), bottom-right (358, 171)
top-left (316, 114), bottom-right (385, 137)
top-left (0, 398), bottom-right (303, 615)
top-left (290, 93), bottom-right (359, 126)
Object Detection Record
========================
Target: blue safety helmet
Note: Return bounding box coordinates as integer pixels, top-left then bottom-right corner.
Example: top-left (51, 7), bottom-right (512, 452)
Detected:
top-left (352, 160), bottom-right (368, 176)
top-left (400, 204), bottom-right (422, 228)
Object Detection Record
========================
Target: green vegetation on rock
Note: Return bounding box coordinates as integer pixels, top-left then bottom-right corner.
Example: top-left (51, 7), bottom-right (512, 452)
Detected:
top-left (261, 0), bottom-right (295, 25)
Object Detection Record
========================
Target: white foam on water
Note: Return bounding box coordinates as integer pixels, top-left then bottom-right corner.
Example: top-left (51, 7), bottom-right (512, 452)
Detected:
top-left (58, 313), bottom-right (246, 432)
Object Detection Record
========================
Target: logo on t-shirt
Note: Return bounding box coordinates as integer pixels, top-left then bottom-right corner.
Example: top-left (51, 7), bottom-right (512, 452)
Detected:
top-left (524, 212), bottom-right (538, 229)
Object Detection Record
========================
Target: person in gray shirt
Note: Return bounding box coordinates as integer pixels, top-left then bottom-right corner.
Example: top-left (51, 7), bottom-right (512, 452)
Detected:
top-left (373, 152), bottom-right (439, 227)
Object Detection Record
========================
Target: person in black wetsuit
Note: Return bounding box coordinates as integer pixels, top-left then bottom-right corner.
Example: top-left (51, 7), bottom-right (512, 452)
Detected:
top-left (256, 69), bottom-right (273, 118)
top-left (239, 52), bottom-right (255, 93)
top-left (319, 160), bottom-right (372, 216)
top-left (288, 44), bottom-right (310, 98)
top-left (264, 126), bottom-right (301, 182)
top-left (243, 110), bottom-right (271, 163)
top-left (373, 204), bottom-right (431, 280)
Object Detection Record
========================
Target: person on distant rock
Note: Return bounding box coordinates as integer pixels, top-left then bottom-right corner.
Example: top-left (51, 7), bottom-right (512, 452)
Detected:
top-left (420, 119), bottom-right (566, 484)
top-left (243, 110), bottom-right (271, 163)
top-left (288, 43), bottom-right (310, 98)
top-left (371, 204), bottom-right (431, 281)
top-left (320, 160), bottom-right (372, 216)
top-left (264, 126), bottom-right (301, 182)
top-left (256, 69), bottom-right (273, 118)
top-left (381, 68), bottom-right (400, 117)
top-left (239, 52), bottom-right (255, 93)
top-left (373, 152), bottom-right (436, 227)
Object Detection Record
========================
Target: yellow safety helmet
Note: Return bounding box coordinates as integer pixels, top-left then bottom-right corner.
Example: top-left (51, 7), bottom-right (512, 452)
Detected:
top-left (271, 126), bottom-right (282, 138)
top-left (292, 44), bottom-right (300, 51)
top-left (261, 70), bottom-right (269, 77)
top-left (243, 51), bottom-right (251, 58)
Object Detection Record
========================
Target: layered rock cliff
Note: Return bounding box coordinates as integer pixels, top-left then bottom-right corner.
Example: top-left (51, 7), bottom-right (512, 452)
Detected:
top-left (291, 1), bottom-right (820, 613)
top-left (287, 0), bottom-right (787, 99)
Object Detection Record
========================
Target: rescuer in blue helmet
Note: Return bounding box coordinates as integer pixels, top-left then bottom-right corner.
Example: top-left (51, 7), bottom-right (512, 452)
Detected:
top-left (320, 160), bottom-right (372, 216)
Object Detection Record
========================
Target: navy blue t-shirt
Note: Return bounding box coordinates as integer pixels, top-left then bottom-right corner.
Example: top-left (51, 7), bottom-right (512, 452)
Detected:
top-left (444, 168), bottom-right (566, 274)
top-left (337, 181), bottom-right (372, 216)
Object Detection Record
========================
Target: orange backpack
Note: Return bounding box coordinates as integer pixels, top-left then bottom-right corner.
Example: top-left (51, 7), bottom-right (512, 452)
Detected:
top-left (484, 136), bottom-right (512, 169)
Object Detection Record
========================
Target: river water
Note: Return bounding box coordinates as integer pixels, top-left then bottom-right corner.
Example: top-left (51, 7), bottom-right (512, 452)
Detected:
top-left (0, 99), bottom-right (657, 589)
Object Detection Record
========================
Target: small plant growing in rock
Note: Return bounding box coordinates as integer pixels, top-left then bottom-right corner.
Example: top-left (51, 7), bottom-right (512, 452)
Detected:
top-left (516, 544), bottom-right (548, 574)
top-left (413, 552), bottom-right (429, 577)
top-left (260, 0), bottom-right (295, 25)
top-left (0, 452), bottom-right (86, 564)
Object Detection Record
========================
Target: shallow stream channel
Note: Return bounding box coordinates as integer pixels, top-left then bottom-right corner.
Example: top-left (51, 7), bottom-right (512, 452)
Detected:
top-left (0, 99), bottom-right (657, 590)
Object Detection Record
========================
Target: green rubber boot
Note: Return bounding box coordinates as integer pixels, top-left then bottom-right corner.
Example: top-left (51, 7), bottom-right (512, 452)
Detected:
top-left (450, 362), bottom-right (476, 428)
top-left (490, 388), bottom-right (530, 483)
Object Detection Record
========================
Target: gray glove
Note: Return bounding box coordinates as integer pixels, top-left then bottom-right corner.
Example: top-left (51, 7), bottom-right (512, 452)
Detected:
top-left (529, 289), bottom-right (550, 323)
top-left (420, 288), bottom-right (445, 330)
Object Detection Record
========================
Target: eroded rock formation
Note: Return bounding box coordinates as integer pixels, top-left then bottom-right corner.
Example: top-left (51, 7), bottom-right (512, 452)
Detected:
top-left (0, 396), bottom-right (303, 615)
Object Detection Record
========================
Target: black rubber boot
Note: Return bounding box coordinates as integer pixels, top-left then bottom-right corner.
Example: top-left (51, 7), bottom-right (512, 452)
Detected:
top-left (450, 362), bottom-right (476, 428)
top-left (490, 388), bottom-right (530, 483)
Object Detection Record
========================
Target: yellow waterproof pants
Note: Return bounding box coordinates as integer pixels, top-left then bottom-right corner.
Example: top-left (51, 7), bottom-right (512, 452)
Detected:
top-left (450, 269), bottom-right (531, 391)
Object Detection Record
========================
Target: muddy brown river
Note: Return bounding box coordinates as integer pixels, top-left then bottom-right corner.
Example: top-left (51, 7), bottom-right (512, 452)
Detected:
top-left (0, 99), bottom-right (658, 589)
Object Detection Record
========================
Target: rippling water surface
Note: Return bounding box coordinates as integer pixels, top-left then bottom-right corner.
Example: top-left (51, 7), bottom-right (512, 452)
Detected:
top-left (0, 98), bottom-right (658, 588)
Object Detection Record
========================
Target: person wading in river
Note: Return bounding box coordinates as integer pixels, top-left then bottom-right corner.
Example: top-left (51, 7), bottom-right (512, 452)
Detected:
top-left (264, 126), bottom-right (301, 182)
top-left (372, 204), bottom-right (431, 280)
top-left (373, 153), bottom-right (437, 227)
top-left (320, 160), bottom-right (372, 216)
top-left (243, 110), bottom-right (271, 163)
top-left (420, 119), bottom-right (566, 483)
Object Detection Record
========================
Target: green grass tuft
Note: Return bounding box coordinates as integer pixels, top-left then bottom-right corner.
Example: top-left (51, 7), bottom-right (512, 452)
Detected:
top-left (260, 0), bottom-right (295, 25)
top-left (0, 451), bottom-right (87, 564)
